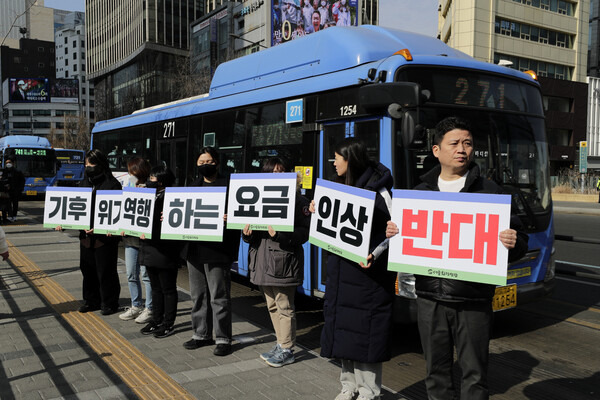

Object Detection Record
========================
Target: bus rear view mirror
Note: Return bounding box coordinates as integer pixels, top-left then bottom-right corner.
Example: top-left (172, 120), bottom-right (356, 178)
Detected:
top-left (359, 82), bottom-right (423, 110)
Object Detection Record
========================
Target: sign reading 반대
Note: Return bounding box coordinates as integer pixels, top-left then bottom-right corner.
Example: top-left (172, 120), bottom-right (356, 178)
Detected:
top-left (226, 173), bottom-right (297, 232)
top-left (43, 187), bottom-right (93, 230)
top-left (387, 190), bottom-right (512, 286)
top-left (309, 178), bottom-right (375, 265)
top-left (161, 187), bottom-right (227, 241)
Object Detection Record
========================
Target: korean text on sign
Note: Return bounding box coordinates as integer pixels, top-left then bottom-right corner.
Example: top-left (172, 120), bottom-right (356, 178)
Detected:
top-left (308, 178), bottom-right (375, 265)
top-left (94, 190), bottom-right (122, 235)
top-left (119, 187), bottom-right (156, 239)
top-left (387, 190), bottom-right (511, 286)
top-left (161, 187), bottom-right (227, 242)
top-left (226, 173), bottom-right (297, 232)
top-left (43, 187), bottom-right (93, 230)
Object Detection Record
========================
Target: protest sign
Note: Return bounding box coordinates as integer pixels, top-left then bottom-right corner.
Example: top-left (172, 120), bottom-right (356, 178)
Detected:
top-left (309, 178), bottom-right (375, 264)
top-left (94, 190), bottom-right (122, 235)
top-left (43, 187), bottom-right (92, 230)
top-left (388, 190), bottom-right (511, 285)
top-left (119, 187), bottom-right (156, 238)
top-left (161, 187), bottom-right (227, 241)
top-left (226, 172), bottom-right (297, 231)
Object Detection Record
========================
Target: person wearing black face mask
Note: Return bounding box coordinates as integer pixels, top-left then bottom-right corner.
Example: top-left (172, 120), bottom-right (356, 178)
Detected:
top-left (182, 147), bottom-right (240, 356)
top-left (2, 158), bottom-right (24, 223)
top-left (71, 149), bottom-right (122, 315)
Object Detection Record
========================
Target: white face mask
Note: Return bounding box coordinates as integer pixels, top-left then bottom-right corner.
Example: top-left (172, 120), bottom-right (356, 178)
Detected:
top-left (321, 1), bottom-right (326, 6)
top-left (5, 163), bottom-right (12, 168)
top-left (341, 0), bottom-right (346, 4)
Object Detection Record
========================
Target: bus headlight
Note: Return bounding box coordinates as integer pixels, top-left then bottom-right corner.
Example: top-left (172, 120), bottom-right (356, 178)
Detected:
top-left (544, 246), bottom-right (556, 282)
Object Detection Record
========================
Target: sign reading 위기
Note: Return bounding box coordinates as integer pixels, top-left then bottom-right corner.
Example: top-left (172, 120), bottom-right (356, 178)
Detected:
top-left (43, 187), bottom-right (93, 230)
top-left (387, 190), bottom-right (512, 286)
top-left (161, 187), bottom-right (227, 241)
top-left (226, 173), bottom-right (297, 232)
top-left (119, 187), bottom-right (156, 239)
top-left (309, 178), bottom-right (375, 265)
top-left (93, 190), bottom-right (123, 235)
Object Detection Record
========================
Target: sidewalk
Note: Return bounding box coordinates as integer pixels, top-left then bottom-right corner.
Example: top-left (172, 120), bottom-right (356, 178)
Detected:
top-left (553, 200), bottom-right (600, 215)
top-left (0, 213), bottom-right (400, 400)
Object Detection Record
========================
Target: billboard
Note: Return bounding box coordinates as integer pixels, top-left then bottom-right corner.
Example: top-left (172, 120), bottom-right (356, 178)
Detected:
top-left (9, 78), bottom-right (50, 103)
top-left (272, 0), bottom-right (358, 46)
top-left (50, 79), bottom-right (79, 103)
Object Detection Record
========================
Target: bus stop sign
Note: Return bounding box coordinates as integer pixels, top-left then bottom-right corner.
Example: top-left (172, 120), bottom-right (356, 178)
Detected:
top-left (579, 141), bottom-right (588, 173)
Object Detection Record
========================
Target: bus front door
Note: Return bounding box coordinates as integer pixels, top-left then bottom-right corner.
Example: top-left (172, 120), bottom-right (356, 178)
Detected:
top-left (157, 138), bottom-right (187, 186)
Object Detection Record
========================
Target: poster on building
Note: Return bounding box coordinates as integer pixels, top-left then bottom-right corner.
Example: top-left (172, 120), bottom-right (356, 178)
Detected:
top-left (9, 78), bottom-right (50, 103)
top-left (226, 173), bottom-right (297, 231)
top-left (161, 187), bottom-right (227, 241)
top-left (387, 190), bottom-right (512, 286)
top-left (272, 0), bottom-right (358, 46)
top-left (308, 178), bottom-right (375, 265)
top-left (50, 79), bottom-right (79, 103)
top-left (43, 187), bottom-right (93, 230)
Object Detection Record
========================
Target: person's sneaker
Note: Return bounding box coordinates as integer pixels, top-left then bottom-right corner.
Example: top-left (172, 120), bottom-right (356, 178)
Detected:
top-left (260, 344), bottom-right (281, 361)
top-left (134, 308), bottom-right (153, 324)
top-left (140, 322), bottom-right (159, 335)
top-left (213, 343), bottom-right (232, 356)
top-left (119, 306), bottom-right (143, 321)
top-left (101, 306), bottom-right (119, 316)
top-left (78, 303), bottom-right (100, 313)
top-left (153, 324), bottom-right (175, 338)
top-left (335, 389), bottom-right (357, 400)
top-left (265, 348), bottom-right (294, 367)
top-left (183, 338), bottom-right (215, 350)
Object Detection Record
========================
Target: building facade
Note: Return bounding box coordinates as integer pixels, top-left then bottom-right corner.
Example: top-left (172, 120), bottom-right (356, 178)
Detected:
top-left (86, 0), bottom-right (205, 120)
top-left (438, 0), bottom-right (589, 175)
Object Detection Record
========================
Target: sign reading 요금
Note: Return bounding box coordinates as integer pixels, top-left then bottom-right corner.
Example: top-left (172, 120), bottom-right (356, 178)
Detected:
top-left (387, 190), bottom-right (512, 286)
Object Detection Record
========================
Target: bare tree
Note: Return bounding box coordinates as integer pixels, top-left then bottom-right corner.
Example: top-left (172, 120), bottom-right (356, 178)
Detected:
top-left (173, 56), bottom-right (211, 99)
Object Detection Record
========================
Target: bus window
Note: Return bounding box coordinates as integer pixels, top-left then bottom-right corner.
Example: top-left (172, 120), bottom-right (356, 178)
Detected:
top-left (322, 123), bottom-right (346, 181)
top-left (354, 119), bottom-right (380, 162)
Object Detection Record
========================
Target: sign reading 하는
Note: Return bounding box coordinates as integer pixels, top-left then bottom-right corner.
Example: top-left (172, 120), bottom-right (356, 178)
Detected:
top-left (161, 187), bottom-right (227, 241)
top-left (308, 178), bottom-right (375, 265)
top-left (43, 187), bottom-right (93, 230)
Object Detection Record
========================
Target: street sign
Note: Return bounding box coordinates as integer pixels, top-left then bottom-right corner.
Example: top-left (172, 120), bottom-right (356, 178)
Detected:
top-left (579, 141), bottom-right (588, 173)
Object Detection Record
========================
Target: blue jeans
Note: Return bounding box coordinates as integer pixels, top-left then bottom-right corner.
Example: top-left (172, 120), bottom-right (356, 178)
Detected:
top-left (125, 245), bottom-right (152, 309)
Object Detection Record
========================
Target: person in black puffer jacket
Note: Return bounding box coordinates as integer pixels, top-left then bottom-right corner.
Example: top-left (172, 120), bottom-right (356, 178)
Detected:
top-left (138, 165), bottom-right (182, 339)
top-left (316, 137), bottom-right (396, 400)
top-left (242, 157), bottom-right (311, 368)
top-left (387, 117), bottom-right (528, 400)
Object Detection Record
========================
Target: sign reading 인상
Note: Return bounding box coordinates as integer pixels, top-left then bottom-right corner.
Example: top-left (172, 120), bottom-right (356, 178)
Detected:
top-left (226, 173), bottom-right (297, 232)
top-left (43, 187), bottom-right (93, 230)
top-left (119, 187), bottom-right (156, 239)
top-left (93, 190), bottom-right (122, 235)
top-left (161, 187), bottom-right (227, 241)
top-left (309, 178), bottom-right (375, 265)
top-left (387, 190), bottom-right (512, 286)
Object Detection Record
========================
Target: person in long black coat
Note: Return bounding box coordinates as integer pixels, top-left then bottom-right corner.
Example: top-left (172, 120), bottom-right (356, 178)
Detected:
top-left (316, 137), bottom-right (396, 400)
top-left (77, 149), bottom-right (122, 314)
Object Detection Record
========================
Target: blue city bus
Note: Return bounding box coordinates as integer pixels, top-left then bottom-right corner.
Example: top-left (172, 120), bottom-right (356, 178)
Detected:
top-left (0, 135), bottom-right (57, 196)
top-left (55, 149), bottom-right (85, 186)
top-left (91, 26), bottom-right (555, 320)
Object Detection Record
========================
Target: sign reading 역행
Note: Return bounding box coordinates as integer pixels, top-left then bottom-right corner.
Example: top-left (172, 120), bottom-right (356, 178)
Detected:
top-left (226, 173), bottom-right (297, 232)
top-left (119, 187), bottom-right (156, 239)
top-left (161, 187), bottom-right (227, 241)
top-left (43, 187), bottom-right (93, 230)
top-left (387, 190), bottom-right (512, 286)
top-left (93, 190), bottom-right (123, 235)
top-left (308, 178), bottom-right (375, 265)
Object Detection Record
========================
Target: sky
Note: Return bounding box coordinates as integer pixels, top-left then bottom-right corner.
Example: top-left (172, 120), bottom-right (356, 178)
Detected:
top-left (41, 0), bottom-right (438, 37)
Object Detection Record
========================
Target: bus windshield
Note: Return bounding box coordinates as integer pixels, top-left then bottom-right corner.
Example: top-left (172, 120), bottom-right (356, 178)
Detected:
top-left (396, 68), bottom-right (551, 231)
top-left (7, 148), bottom-right (57, 178)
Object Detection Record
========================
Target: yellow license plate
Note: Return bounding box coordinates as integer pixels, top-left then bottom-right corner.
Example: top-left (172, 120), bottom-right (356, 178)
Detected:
top-left (492, 284), bottom-right (517, 311)
top-left (26, 190), bottom-right (37, 196)
top-left (64, 174), bottom-right (73, 179)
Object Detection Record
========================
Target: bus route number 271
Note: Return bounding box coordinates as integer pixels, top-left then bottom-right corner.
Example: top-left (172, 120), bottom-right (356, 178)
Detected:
top-left (163, 121), bottom-right (176, 138)
top-left (340, 105), bottom-right (357, 116)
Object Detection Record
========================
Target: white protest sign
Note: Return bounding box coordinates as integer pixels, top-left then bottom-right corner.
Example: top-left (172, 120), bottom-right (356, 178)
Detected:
top-left (309, 178), bottom-right (375, 265)
top-left (226, 172), bottom-right (297, 232)
top-left (388, 190), bottom-right (512, 285)
top-left (119, 187), bottom-right (156, 239)
top-left (93, 190), bottom-right (123, 235)
top-left (161, 187), bottom-right (227, 241)
top-left (43, 187), bottom-right (93, 230)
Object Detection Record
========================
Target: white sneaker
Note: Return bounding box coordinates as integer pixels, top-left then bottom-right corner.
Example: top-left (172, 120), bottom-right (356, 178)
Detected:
top-left (335, 390), bottom-right (357, 400)
top-left (119, 306), bottom-right (143, 321)
top-left (135, 308), bottom-right (153, 324)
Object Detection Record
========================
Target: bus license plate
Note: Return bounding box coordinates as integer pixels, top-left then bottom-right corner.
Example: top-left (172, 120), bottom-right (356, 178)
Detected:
top-left (26, 190), bottom-right (37, 196)
top-left (64, 174), bottom-right (73, 179)
top-left (492, 284), bottom-right (517, 311)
